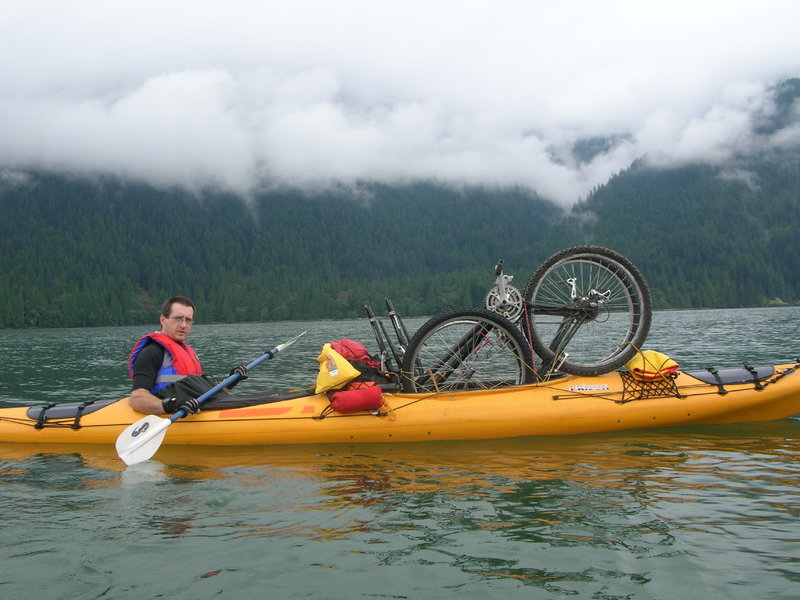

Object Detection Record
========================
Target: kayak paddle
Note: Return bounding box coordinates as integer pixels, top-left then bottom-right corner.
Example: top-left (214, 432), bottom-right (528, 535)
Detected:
top-left (116, 330), bottom-right (307, 465)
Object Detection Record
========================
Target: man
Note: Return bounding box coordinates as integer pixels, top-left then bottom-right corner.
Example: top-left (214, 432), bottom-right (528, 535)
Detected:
top-left (129, 296), bottom-right (247, 415)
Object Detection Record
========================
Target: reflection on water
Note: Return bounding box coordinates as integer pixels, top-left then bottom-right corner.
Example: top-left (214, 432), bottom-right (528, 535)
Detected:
top-left (2, 420), bottom-right (799, 598)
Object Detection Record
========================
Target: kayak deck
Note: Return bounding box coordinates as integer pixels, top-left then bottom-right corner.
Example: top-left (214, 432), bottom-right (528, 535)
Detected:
top-left (1, 364), bottom-right (798, 446)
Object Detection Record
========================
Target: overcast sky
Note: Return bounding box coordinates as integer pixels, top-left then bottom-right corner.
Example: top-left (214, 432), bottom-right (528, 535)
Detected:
top-left (1, 1), bottom-right (799, 207)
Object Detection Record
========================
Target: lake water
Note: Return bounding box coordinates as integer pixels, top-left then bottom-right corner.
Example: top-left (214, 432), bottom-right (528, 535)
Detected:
top-left (1, 307), bottom-right (799, 599)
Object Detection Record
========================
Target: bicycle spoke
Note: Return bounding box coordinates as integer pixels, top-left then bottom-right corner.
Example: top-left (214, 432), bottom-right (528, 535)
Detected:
top-left (523, 246), bottom-right (652, 376)
top-left (401, 309), bottom-right (533, 393)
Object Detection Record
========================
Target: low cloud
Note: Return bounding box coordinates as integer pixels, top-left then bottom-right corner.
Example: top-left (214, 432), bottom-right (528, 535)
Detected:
top-left (1, 1), bottom-right (799, 207)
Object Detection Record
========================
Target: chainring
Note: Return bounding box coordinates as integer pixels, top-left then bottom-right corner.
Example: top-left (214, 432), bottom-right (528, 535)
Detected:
top-left (484, 284), bottom-right (524, 322)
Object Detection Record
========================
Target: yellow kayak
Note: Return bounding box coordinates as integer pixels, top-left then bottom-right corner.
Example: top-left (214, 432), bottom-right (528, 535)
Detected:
top-left (1, 363), bottom-right (798, 446)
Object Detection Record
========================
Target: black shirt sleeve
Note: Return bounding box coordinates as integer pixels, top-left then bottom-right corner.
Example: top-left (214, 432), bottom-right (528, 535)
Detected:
top-left (131, 341), bottom-right (165, 392)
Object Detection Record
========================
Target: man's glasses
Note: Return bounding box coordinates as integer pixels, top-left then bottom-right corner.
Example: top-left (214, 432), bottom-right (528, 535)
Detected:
top-left (168, 316), bottom-right (194, 325)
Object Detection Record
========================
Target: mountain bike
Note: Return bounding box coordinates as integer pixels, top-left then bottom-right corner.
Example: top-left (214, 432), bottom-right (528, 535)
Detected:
top-left (377, 246), bottom-right (651, 393)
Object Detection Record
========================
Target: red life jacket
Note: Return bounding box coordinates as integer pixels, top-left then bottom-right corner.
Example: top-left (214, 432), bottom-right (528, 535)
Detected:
top-left (128, 332), bottom-right (203, 394)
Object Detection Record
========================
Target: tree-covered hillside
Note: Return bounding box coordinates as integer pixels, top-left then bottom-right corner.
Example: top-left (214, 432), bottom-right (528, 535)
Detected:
top-left (559, 157), bottom-right (800, 308)
top-left (543, 78), bottom-right (800, 309)
top-left (0, 176), bottom-right (562, 327)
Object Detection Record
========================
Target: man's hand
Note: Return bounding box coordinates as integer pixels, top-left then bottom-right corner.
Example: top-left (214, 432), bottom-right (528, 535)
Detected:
top-left (226, 364), bottom-right (249, 389)
top-left (161, 397), bottom-right (201, 415)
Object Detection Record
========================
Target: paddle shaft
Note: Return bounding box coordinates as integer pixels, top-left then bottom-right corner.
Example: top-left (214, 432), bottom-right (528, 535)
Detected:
top-left (170, 332), bottom-right (305, 421)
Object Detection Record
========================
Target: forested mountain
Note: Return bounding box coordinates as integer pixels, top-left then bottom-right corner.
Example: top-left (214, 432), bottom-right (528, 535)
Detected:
top-left (2, 82), bottom-right (799, 329)
top-left (558, 158), bottom-right (800, 308)
top-left (0, 177), bottom-right (563, 327)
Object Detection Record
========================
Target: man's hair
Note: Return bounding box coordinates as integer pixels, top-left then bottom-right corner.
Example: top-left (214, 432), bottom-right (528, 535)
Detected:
top-left (161, 296), bottom-right (196, 318)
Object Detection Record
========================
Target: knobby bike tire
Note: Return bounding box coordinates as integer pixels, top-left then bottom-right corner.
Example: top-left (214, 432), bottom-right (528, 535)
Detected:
top-left (400, 308), bottom-right (535, 393)
top-left (522, 246), bottom-right (652, 376)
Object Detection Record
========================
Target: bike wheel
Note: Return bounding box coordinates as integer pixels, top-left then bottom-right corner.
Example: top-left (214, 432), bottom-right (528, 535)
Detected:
top-left (401, 308), bottom-right (534, 393)
top-left (522, 246), bottom-right (652, 376)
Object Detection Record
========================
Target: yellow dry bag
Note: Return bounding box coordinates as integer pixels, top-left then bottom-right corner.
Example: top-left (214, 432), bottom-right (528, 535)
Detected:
top-left (315, 343), bottom-right (361, 393)
top-left (624, 350), bottom-right (679, 381)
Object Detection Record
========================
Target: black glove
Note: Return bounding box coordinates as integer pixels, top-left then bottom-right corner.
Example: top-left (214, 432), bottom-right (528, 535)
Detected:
top-left (227, 364), bottom-right (249, 389)
top-left (161, 396), bottom-right (201, 415)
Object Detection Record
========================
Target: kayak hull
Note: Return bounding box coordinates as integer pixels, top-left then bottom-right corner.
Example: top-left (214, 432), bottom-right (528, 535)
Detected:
top-left (1, 364), bottom-right (799, 446)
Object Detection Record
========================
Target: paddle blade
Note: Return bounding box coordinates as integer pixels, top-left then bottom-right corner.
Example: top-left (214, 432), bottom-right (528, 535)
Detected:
top-left (116, 415), bottom-right (171, 465)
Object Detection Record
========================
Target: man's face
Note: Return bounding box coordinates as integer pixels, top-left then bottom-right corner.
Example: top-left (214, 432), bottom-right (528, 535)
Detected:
top-left (160, 302), bottom-right (194, 342)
